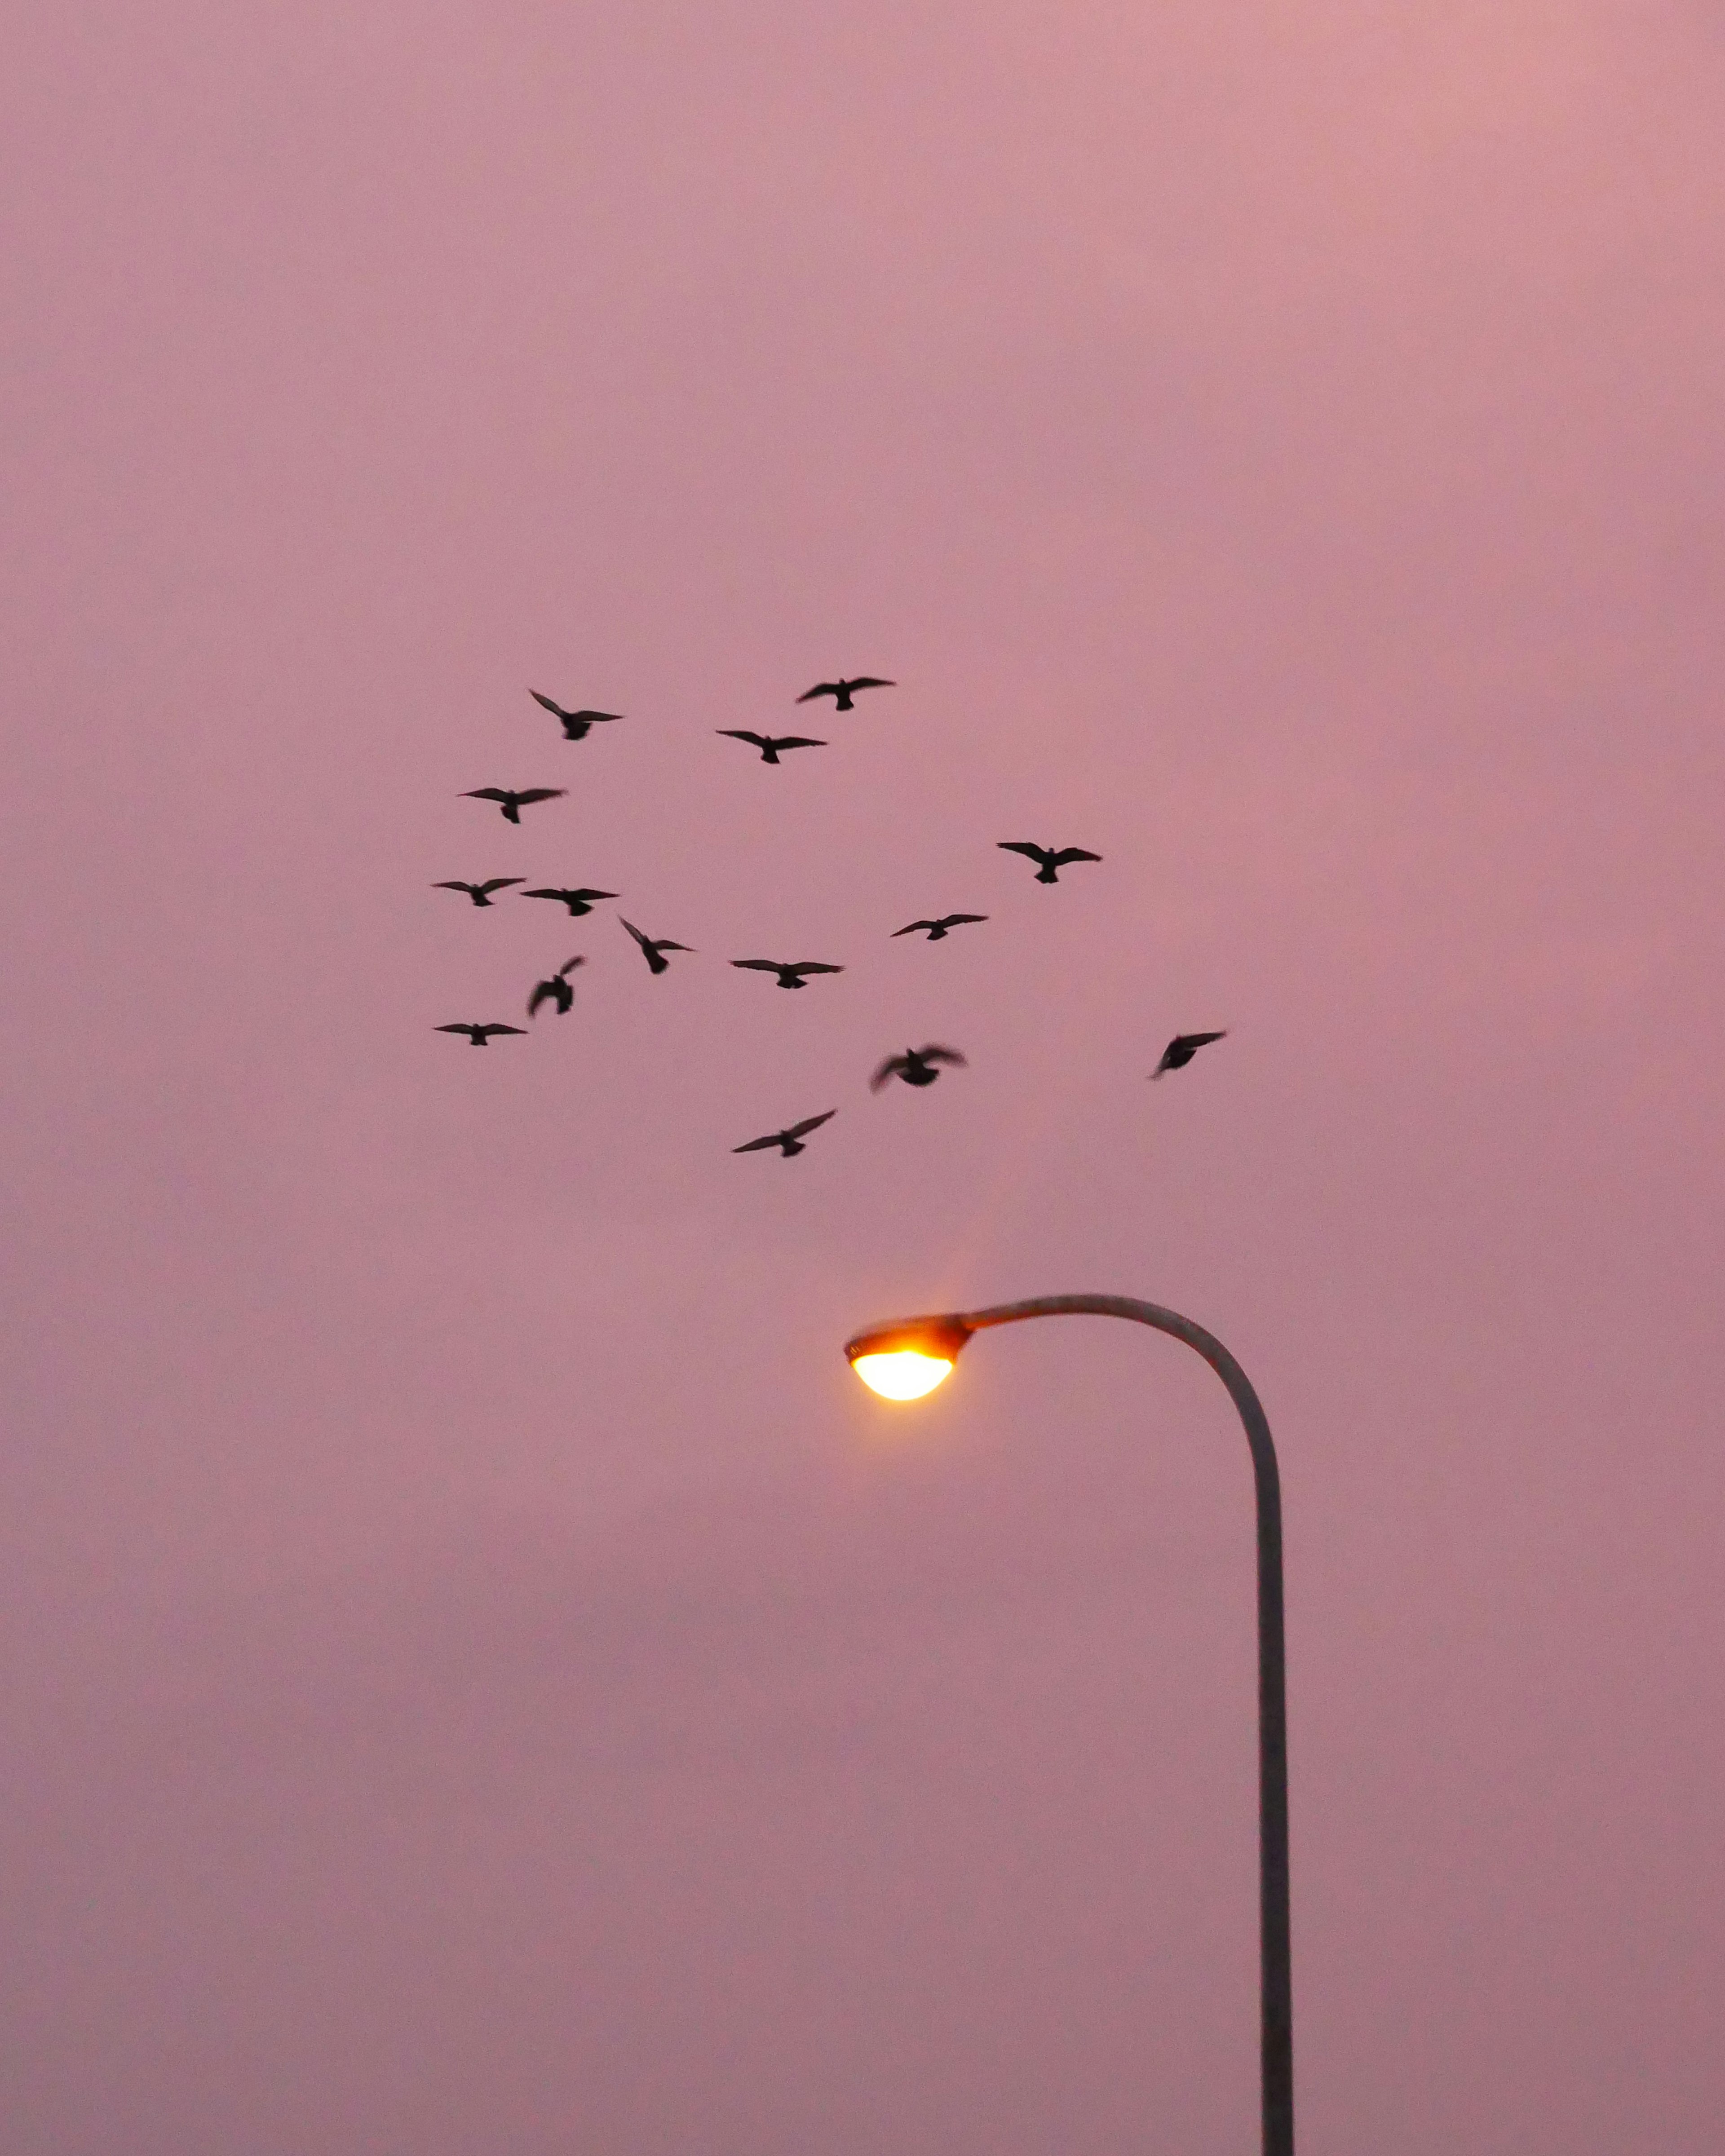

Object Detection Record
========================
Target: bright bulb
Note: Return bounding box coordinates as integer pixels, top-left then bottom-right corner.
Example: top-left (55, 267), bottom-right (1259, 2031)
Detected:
top-left (851, 1351), bottom-right (955, 1401)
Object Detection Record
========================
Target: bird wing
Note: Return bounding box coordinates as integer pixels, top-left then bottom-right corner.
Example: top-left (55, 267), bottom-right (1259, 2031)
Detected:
top-left (529, 690), bottom-right (571, 718)
top-left (571, 709), bottom-right (621, 724)
top-left (796, 682), bottom-right (840, 702)
top-left (1173, 1030), bottom-right (1228, 1051)
top-left (920, 1045), bottom-right (968, 1067)
top-left (522, 888), bottom-right (567, 900)
top-left (481, 1024), bottom-right (526, 1037)
top-left (892, 921), bottom-right (933, 937)
top-left (789, 963), bottom-right (843, 976)
top-left (657, 940), bottom-right (693, 954)
top-left (527, 982), bottom-right (555, 1016)
top-left (432, 881), bottom-right (475, 893)
top-left (513, 788), bottom-right (566, 807)
top-left (435, 1024), bottom-right (476, 1035)
top-left (843, 677), bottom-right (895, 692)
top-left (785, 1110), bottom-right (838, 1140)
top-left (717, 729), bottom-right (766, 746)
top-left (731, 959), bottom-right (779, 972)
top-left (572, 888), bottom-right (617, 901)
top-left (1050, 847), bottom-right (1102, 866)
top-left (556, 956), bottom-right (586, 978)
top-left (464, 788), bottom-right (509, 804)
top-left (869, 1056), bottom-right (907, 1091)
top-left (478, 878), bottom-right (525, 894)
top-left (940, 914), bottom-right (987, 927)
top-left (768, 734), bottom-right (826, 750)
top-left (997, 841), bottom-right (1051, 863)
top-left (733, 1133), bottom-right (783, 1153)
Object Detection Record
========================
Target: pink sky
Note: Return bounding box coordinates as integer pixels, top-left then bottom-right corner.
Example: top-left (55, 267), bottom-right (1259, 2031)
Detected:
top-left (4, 3), bottom-right (1723, 2149)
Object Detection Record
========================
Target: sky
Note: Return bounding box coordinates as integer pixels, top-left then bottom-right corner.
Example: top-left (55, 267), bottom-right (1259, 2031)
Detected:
top-left (4, 2), bottom-right (1723, 2149)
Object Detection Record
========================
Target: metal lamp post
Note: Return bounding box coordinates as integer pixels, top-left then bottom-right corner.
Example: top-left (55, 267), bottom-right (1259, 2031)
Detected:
top-left (844, 1294), bottom-right (1293, 2156)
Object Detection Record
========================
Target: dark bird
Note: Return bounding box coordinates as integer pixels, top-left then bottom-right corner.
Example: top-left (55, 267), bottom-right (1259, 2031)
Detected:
top-left (730, 959), bottom-right (845, 990)
top-left (717, 730), bottom-right (826, 764)
top-left (893, 914), bottom-right (988, 941)
top-left (870, 1044), bottom-right (968, 1092)
top-left (621, 918), bottom-right (693, 975)
top-left (1150, 1030), bottom-right (1228, 1079)
top-left (522, 886), bottom-right (618, 916)
top-left (997, 841), bottom-right (1103, 884)
top-left (796, 677), bottom-right (895, 712)
top-left (529, 691), bottom-right (623, 742)
top-left (462, 786), bottom-right (567, 825)
top-left (436, 1023), bottom-right (527, 1046)
top-left (527, 956), bottom-right (586, 1018)
top-left (734, 1109), bottom-right (838, 1158)
top-left (433, 878), bottom-right (525, 907)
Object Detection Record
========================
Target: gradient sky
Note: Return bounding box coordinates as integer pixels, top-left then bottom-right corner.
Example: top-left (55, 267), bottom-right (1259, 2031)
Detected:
top-left (4, 4), bottom-right (1723, 2151)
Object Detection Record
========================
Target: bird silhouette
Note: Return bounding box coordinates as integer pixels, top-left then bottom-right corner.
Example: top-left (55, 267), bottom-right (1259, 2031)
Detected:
top-left (462, 786), bottom-right (567, 824)
top-left (997, 841), bottom-right (1103, 884)
top-left (893, 914), bottom-right (988, 941)
top-left (717, 730), bottom-right (826, 764)
top-left (529, 691), bottom-right (623, 741)
top-left (796, 677), bottom-right (895, 711)
top-left (621, 918), bottom-right (693, 975)
top-left (527, 956), bottom-right (586, 1018)
top-left (1150, 1031), bottom-right (1228, 1079)
top-left (870, 1044), bottom-right (967, 1091)
top-left (734, 1109), bottom-right (838, 1158)
top-left (436, 1023), bottom-right (527, 1046)
top-left (522, 886), bottom-right (618, 916)
top-left (730, 959), bottom-right (845, 990)
top-left (433, 878), bottom-right (526, 907)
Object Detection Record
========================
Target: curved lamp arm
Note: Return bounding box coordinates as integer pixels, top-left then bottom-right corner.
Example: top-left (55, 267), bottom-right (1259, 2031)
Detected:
top-left (844, 1294), bottom-right (1293, 2156)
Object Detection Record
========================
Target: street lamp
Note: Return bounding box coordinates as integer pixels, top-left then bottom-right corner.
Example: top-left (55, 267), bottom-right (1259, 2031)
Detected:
top-left (845, 1294), bottom-right (1294, 2156)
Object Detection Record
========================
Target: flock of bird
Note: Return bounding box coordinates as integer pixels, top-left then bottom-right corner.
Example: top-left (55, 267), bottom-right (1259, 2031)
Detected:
top-left (433, 677), bottom-right (1226, 1156)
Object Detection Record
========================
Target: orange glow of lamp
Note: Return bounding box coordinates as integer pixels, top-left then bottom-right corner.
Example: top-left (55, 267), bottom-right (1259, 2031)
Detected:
top-left (844, 1316), bottom-right (973, 1401)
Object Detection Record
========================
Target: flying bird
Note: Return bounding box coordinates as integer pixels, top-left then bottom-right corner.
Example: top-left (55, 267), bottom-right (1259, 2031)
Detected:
top-left (527, 955), bottom-right (586, 1018)
top-left (522, 886), bottom-right (618, 916)
top-left (730, 959), bottom-right (845, 990)
top-left (796, 677), bottom-right (895, 712)
top-left (996, 841), bottom-right (1103, 884)
top-left (733, 1110), bottom-right (838, 1158)
top-left (893, 914), bottom-right (988, 941)
top-left (435, 1023), bottom-right (527, 1046)
top-left (529, 691), bottom-right (623, 741)
top-left (621, 918), bottom-right (693, 975)
top-left (433, 878), bottom-right (525, 907)
top-left (1150, 1030), bottom-right (1228, 1079)
top-left (716, 730), bottom-right (826, 764)
top-left (870, 1044), bottom-right (968, 1092)
top-left (462, 786), bottom-right (567, 824)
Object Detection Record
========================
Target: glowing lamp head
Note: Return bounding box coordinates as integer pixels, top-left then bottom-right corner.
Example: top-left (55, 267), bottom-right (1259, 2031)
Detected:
top-left (844, 1315), bottom-right (972, 1401)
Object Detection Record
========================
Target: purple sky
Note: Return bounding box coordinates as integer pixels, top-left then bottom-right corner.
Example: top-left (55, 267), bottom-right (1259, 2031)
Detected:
top-left (5, 4), bottom-right (1723, 2149)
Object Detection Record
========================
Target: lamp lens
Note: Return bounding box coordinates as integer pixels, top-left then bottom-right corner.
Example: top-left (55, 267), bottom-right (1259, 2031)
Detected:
top-left (851, 1351), bottom-right (955, 1401)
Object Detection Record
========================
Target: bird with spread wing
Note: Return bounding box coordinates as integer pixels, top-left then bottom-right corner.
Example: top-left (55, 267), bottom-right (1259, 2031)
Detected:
top-left (621, 919), bottom-right (693, 975)
top-left (893, 914), bottom-right (987, 941)
top-left (462, 786), bottom-right (566, 825)
top-left (1150, 1031), bottom-right (1228, 1079)
top-left (436, 1023), bottom-right (526, 1046)
top-left (730, 960), bottom-right (845, 990)
top-left (795, 677), bottom-right (894, 712)
top-left (717, 730), bottom-right (826, 764)
top-left (527, 957), bottom-right (586, 1018)
top-left (529, 691), bottom-right (623, 741)
top-left (870, 1045), bottom-right (968, 1092)
top-left (996, 841), bottom-right (1102, 884)
top-left (433, 878), bottom-right (524, 907)
top-left (734, 1110), bottom-right (838, 1158)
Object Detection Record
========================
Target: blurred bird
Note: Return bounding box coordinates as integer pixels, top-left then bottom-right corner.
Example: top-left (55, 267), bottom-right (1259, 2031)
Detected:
top-left (893, 914), bottom-right (988, 941)
top-left (997, 841), bottom-right (1102, 884)
top-left (522, 886), bottom-right (618, 916)
top-left (1150, 1031), bottom-right (1228, 1079)
top-left (734, 1110), bottom-right (838, 1158)
top-left (796, 677), bottom-right (895, 711)
top-left (433, 878), bottom-right (525, 907)
top-left (527, 956), bottom-right (586, 1017)
top-left (730, 959), bottom-right (845, 990)
top-left (436, 1023), bottom-right (527, 1046)
top-left (870, 1044), bottom-right (967, 1091)
top-left (529, 691), bottom-right (623, 741)
top-left (621, 918), bottom-right (693, 975)
top-left (462, 786), bottom-right (567, 824)
top-left (717, 730), bottom-right (825, 764)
